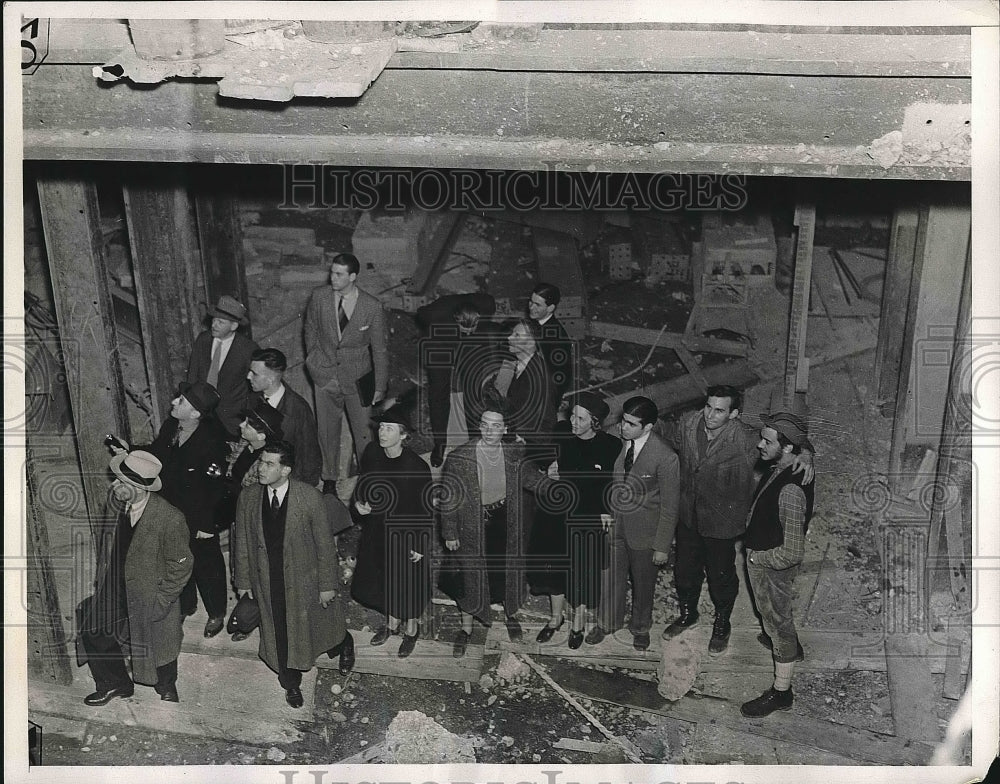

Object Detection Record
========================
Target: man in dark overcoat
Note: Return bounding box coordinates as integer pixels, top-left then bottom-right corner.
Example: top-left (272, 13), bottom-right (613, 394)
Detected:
top-left (186, 295), bottom-right (259, 440)
top-left (232, 441), bottom-right (354, 708)
top-left (78, 450), bottom-right (192, 705)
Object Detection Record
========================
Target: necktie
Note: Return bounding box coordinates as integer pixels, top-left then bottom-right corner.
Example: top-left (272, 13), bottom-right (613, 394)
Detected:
top-left (207, 339), bottom-right (222, 387)
top-left (270, 491), bottom-right (280, 514)
top-left (337, 296), bottom-right (349, 339)
top-left (624, 442), bottom-right (635, 475)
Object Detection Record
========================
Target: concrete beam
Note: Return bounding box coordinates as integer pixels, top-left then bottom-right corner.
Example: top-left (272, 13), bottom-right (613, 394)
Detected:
top-left (22, 63), bottom-right (970, 179)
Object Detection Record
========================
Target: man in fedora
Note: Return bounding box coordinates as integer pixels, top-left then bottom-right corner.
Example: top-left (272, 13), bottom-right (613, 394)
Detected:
top-left (78, 450), bottom-right (191, 705)
top-left (187, 294), bottom-right (259, 440)
top-left (232, 440), bottom-right (354, 708)
top-left (741, 412), bottom-right (815, 718)
top-left (304, 253), bottom-right (388, 493)
top-left (146, 381), bottom-right (230, 637)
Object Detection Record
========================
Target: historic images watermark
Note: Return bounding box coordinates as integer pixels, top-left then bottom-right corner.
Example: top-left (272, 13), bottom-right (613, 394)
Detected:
top-left (279, 166), bottom-right (749, 214)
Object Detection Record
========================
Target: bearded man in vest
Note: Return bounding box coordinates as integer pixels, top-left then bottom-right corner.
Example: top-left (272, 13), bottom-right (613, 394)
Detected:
top-left (740, 412), bottom-right (815, 718)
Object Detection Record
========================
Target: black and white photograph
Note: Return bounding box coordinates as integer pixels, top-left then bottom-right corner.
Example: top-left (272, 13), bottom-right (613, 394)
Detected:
top-left (5, 1), bottom-right (999, 782)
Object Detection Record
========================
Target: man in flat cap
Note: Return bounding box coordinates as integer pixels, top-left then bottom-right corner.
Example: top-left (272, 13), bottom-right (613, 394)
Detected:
top-left (741, 412), bottom-right (815, 718)
top-left (187, 295), bottom-right (259, 440)
top-left (78, 450), bottom-right (192, 705)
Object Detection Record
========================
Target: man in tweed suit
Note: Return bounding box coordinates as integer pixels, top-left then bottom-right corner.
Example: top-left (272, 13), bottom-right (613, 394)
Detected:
top-left (304, 253), bottom-right (388, 494)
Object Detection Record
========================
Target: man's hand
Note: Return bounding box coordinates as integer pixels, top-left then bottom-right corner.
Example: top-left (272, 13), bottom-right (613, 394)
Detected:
top-left (445, 539), bottom-right (460, 551)
top-left (652, 550), bottom-right (670, 566)
top-left (195, 530), bottom-right (216, 539)
top-left (790, 452), bottom-right (815, 485)
top-left (600, 513), bottom-right (614, 533)
top-left (547, 461), bottom-right (560, 480)
top-left (409, 550), bottom-right (424, 563)
top-left (355, 500), bottom-right (372, 516)
top-left (319, 589), bottom-right (336, 608)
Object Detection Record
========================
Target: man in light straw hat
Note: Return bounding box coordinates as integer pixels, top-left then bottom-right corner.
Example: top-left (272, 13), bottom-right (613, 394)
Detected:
top-left (187, 294), bottom-right (259, 440)
top-left (77, 450), bottom-right (192, 705)
top-left (741, 411), bottom-right (815, 718)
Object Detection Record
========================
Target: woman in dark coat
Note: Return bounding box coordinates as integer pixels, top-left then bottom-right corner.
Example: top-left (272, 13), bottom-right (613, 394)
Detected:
top-left (529, 393), bottom-right (620, 648)
top-left (351, 405), bottom-right (433, 658)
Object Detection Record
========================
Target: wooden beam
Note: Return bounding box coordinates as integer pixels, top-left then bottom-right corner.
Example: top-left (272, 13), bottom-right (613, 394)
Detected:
top-left (545, 659), bottom-right (935, 766)
top-left (193, 193), bottom-right (248, 334)
top-left (123, 183), bottom-right (203, 425)
top-left (36, 177), bottom-right (131, 527)
top-left (24, 446), bottom-right (74, 686)
top-left (602, 359), bottom-right (758, 416)
top-left (784, 203), bottom-right (815, 407)
top-left (588, 321), bottom-right (748, 357)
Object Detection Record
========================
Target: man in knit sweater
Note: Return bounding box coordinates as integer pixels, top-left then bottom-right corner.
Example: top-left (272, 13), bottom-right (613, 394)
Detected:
top-left (741, 412), bottom-right (815, 717)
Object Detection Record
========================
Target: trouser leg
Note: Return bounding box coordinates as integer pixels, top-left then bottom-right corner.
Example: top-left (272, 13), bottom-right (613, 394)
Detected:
top-left (626, 545), bottom-right (657, 635)
top-left (673, 522), bottom-right (706, 606)
top-left (315, 382), bottom-right (346, 482)
top-left (191, 535), bottom-right (228, 618)
top-left (703, 534), bottom-right (740, 615)
top-left (81, 627), bottom-right (132, 692)
top-left (342, 390), bottom-right (372, 464)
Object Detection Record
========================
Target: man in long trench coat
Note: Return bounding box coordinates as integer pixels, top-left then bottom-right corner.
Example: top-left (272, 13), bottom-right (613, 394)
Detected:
top-left (232, 440), bottom-right (354, 708)
top-left (78, 450), bottom-right (192, 705)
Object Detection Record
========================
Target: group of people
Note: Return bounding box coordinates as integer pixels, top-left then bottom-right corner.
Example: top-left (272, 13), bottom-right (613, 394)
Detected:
top-left (78, 251), bottom-right (817, 720)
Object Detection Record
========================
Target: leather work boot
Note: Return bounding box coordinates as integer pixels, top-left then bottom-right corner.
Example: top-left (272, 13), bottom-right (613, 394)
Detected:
top-left (662, 603), bottom-right (700, 639)
top-left (740, 687), bottom-right (793, 717)
top-left (708, 613), bottom-right (732, 654)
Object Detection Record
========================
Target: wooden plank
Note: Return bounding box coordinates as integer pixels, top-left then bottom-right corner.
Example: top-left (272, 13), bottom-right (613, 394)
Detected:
top-left (942, 620), bottom-right (966, 700)
top-left (24, 446), bottom-right (74, 686)
top-left (123, 183), bottom-right (203, 425)
top-left (545, 659), bottom-right (934, 766)
top-left (588, 321), bottom-right (748, 357)
top-left (876, 208), bottom-right (921, 408)
top-left (407, 211), bottom-right (463, 294)
top-left (885, 633), bottom-right (942, 742)
top-left (604, 360), bottom-right (758, 415)
top-left (785, 203), bottom-right (815, 405)
top-left (674, 345), bottom-right (709, 394)
top-left (194, 193), bottom-right (250, 335)
top-left (36, 177), bottom-right (132, 527)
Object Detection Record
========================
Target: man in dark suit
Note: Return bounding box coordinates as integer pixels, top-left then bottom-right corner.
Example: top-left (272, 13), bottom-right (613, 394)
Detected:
top-left (77, 450), bottom-right (192, 705)
top-left (246, 347), bottom-right (322, 487)
top-left (145, 381), bottom-right (230, 637)
top-left (187, 295), bottom-right (259, 440)
top-left (586, 396), bottom-right (680, 651)
top-left (527, 282), bottom-right (575, 412)
top-left (304, 253), bottom-right (388, 493)
top-left (232, 441), bottom-right (354, 708)
top-left (415, 292), bottom-right (502, 467)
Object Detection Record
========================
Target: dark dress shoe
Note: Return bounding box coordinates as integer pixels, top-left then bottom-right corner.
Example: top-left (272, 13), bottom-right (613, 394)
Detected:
top-left (84, 685), bottom-right (134, 706)
top-left (370, 626), bottom-right (395, 646)
top-left (535, 618), bottom-right (564, 643)
top-left (568, 629), bottom-right (584, 649)
top-left (663, 605), bottom-right (700, 638)
top-left (504, 616), bottom-right (523, 642)
top-left (322, 480), bottom-right (338, 496)
top-left (633, 632), bottom-right (651, 651)
top-left (338, 632), bottom-right (355, 675)
top-left (584, 626), bottom-right (606, 645)
top-left (453, 629), bottom-right (471, 658)
top-left (204, 616), bottom-right (225, 638)
top-left (159, 688), bottom-right (179, 703)
top-left (285, 688), bottom-right (304, 709)
top-left (231, 631), bottom-right (250, 642)
top-left (398, 632), bottom-right (418, 658)
top-left (430, 444), bottom-right (445, 468)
